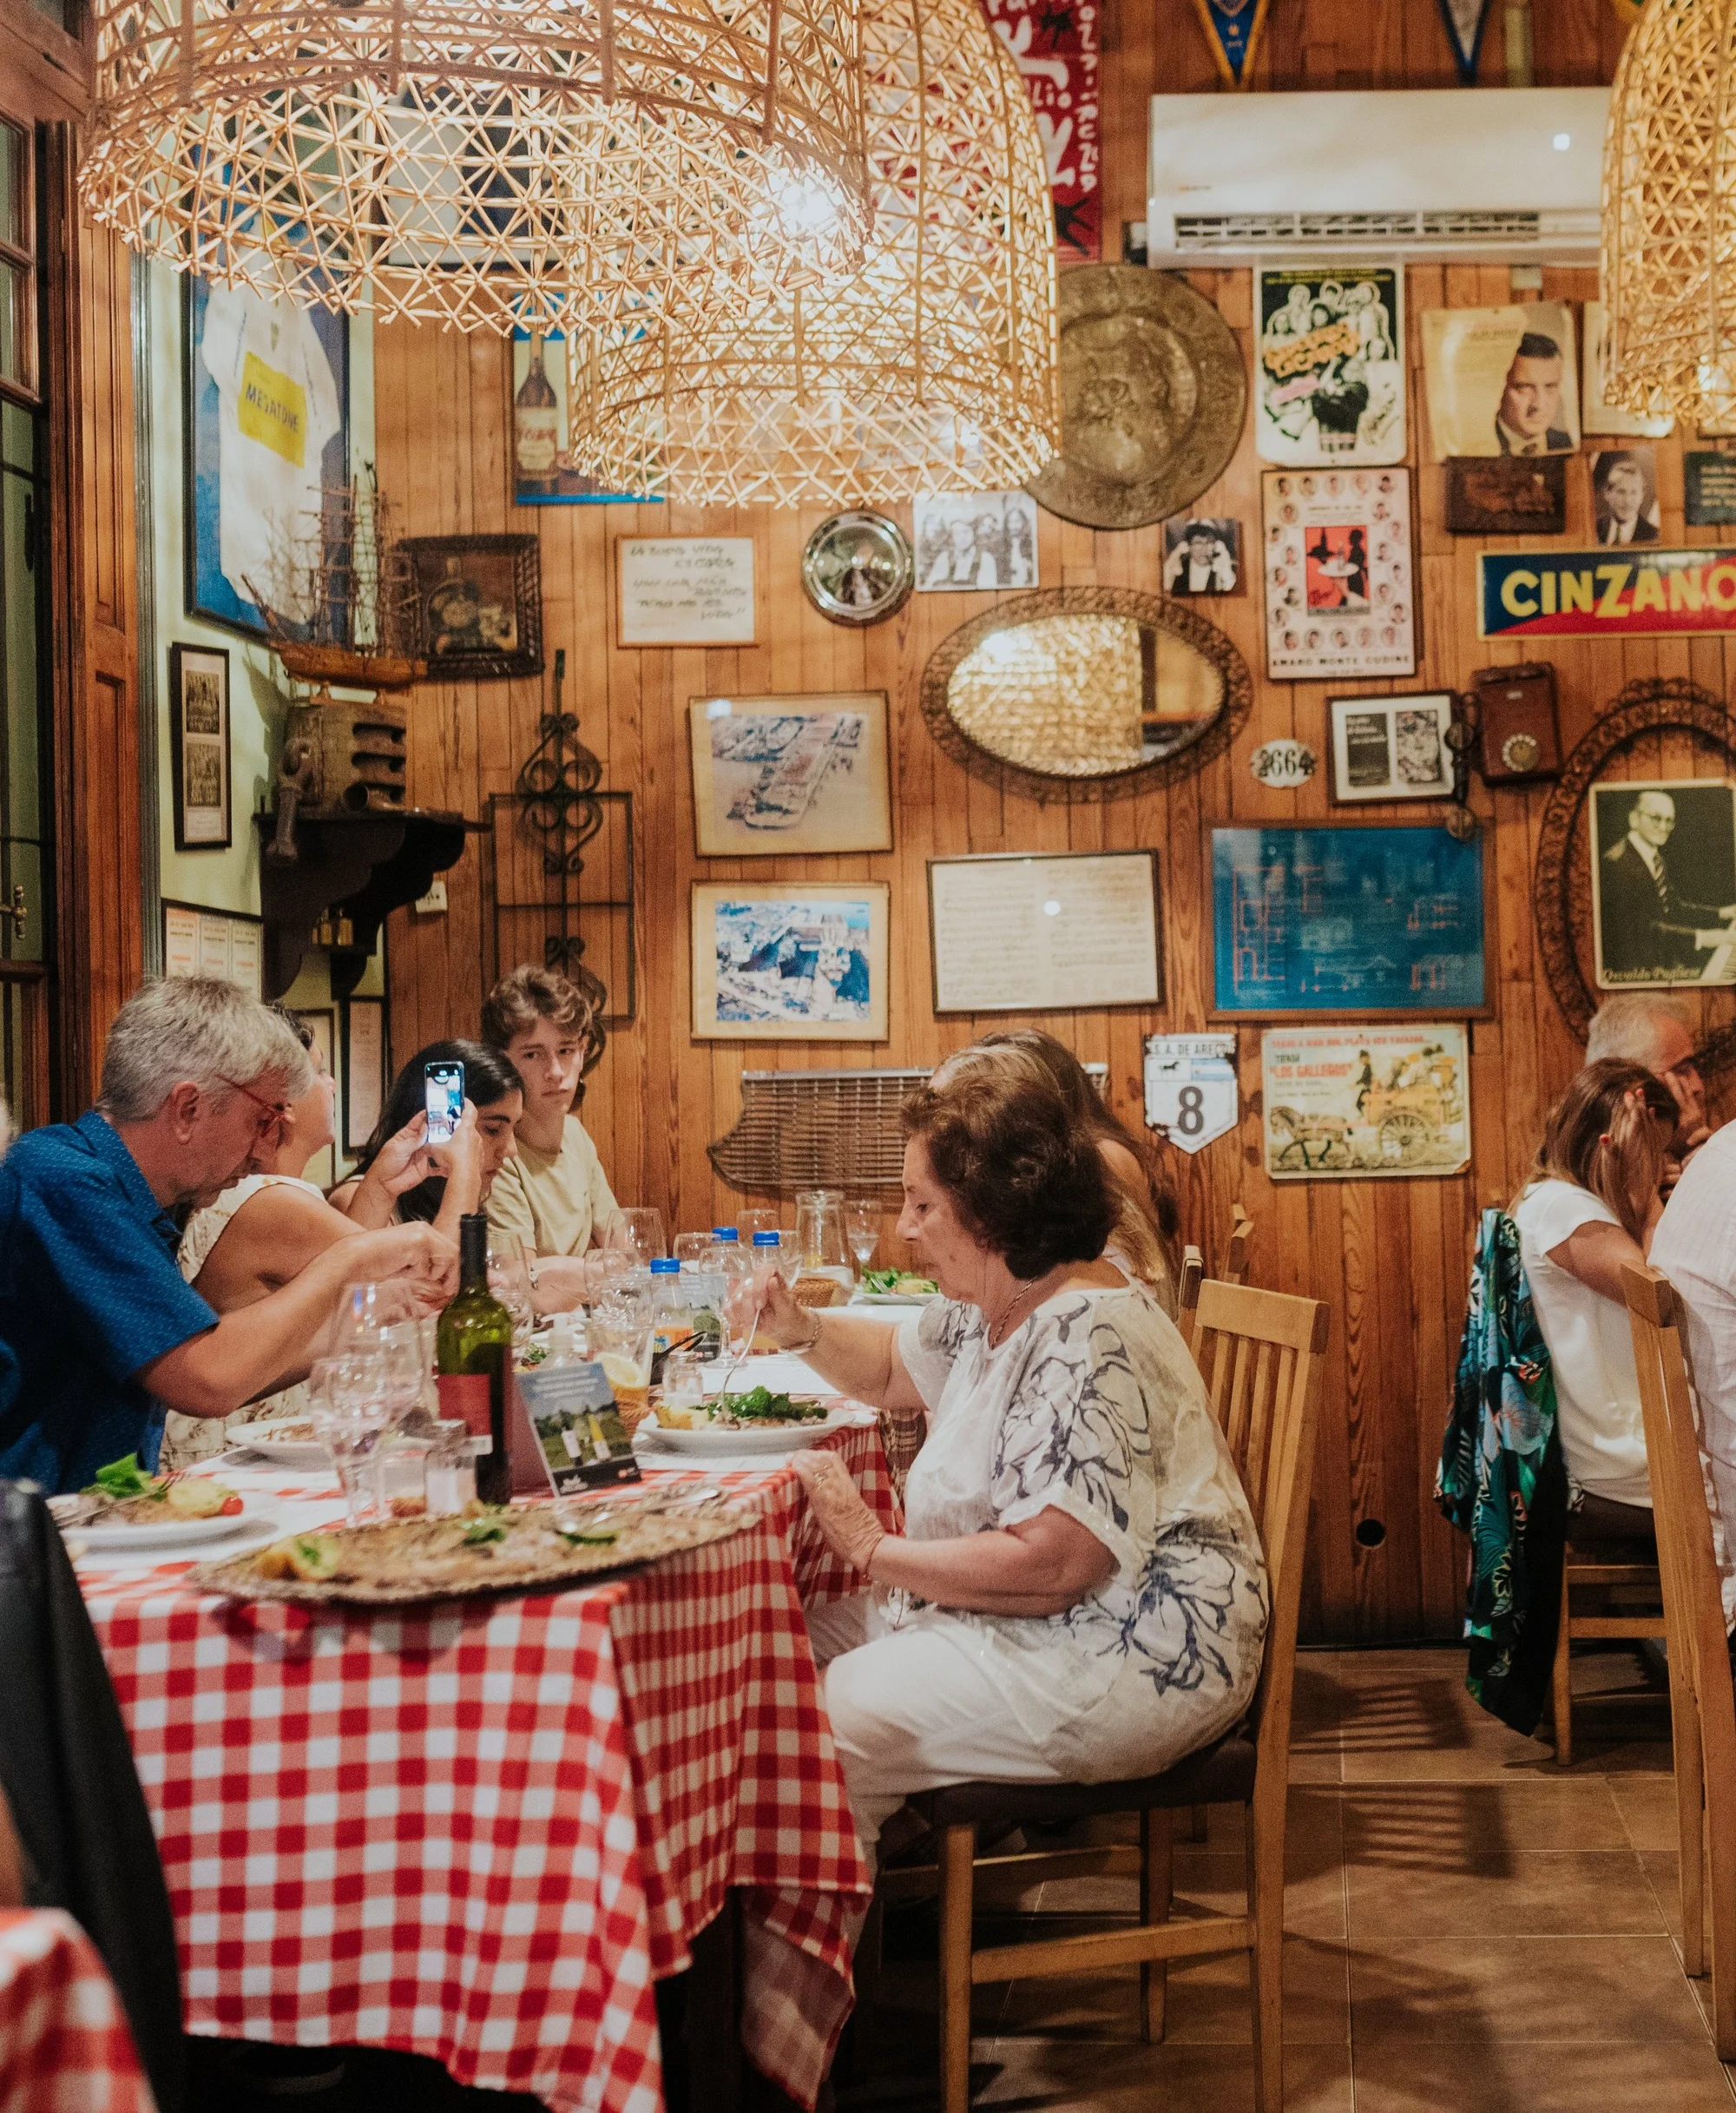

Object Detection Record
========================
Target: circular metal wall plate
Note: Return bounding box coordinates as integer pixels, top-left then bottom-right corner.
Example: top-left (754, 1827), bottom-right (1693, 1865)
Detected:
top-left (800, 511), bottom-right (915, 627)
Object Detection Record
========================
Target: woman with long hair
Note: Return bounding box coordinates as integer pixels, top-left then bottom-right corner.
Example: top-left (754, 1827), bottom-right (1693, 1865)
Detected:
top-left (1510, 1057), bottom-right (1679, 1542)
top-left (332, 1039), bottom-right (523, 1234)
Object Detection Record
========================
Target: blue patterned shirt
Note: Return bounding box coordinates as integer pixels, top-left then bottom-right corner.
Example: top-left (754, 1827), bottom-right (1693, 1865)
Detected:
top-left (0, 1110), bottom-right (217, 1492)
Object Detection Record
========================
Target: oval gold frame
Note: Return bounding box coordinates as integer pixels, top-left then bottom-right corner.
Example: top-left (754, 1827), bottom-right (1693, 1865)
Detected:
top-left (917, 585), bottom-right (1252, 806)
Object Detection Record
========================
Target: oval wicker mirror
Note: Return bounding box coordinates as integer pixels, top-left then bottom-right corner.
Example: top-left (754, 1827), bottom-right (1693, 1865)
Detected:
top-left (919, 586), bottom-right (1250, 804)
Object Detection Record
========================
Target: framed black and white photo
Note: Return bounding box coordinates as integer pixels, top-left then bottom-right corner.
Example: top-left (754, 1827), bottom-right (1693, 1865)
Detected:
top-left (1329, 693), bottom-right (1455, 804)
top-left (168, 642), bottom-right (231, 850)
top-left (1161, 516), bottom-right (1240, 595)
top-left (913, 490), bottom-right (1039, 591)
top-left (1591, 779), bottom-right (1736, 990)
top-left (1590, 446), bottom-right (1662, 548)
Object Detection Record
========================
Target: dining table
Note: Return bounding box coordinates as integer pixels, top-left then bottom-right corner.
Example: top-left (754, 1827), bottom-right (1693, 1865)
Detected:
top-left (74, 1380), bottom-right (899, 2113)
top-left (0, 1906), bottom-right (156, 2113)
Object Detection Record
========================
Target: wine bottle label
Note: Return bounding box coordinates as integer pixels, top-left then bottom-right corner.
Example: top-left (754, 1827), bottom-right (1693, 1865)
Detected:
top-left (516, 411), bottom-right (558, 472)
top-left (437, 1372), bottom-right (492, 1441)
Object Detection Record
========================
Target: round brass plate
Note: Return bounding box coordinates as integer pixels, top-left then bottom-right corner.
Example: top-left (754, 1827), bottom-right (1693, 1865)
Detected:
top-left (800, 511), bottom-right (914, 627)
top-left (1023, 267), bottom-right (1246, 531)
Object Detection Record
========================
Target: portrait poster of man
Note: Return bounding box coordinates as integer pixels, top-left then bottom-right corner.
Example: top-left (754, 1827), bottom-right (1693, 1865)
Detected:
top-left (1254, 264), bottom-right (1405, 467)
top-left (1420, 303), bottom-right (1580, 463)
top-left (185, 276), bottom-right (348, 638)
top-left (1591, 447), bottom-right (1661, 547)
top-left (1591, 780), bottom-right (1736, 989)
top-left (1161, 516), bottom-right (1240, 595)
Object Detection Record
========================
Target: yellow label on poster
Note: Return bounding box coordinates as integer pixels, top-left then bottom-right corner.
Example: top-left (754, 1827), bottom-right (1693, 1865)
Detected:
top-left (237, 352), bottom-right (306, 465)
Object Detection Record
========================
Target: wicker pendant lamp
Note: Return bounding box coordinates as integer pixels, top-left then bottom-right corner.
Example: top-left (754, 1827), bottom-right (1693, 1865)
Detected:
top-left (562, 0), bottom-right (1060, 505)
top-left (78, 0), bottom-right (871, 333)
top-left (1602, 0), bottom-right (1736, 424)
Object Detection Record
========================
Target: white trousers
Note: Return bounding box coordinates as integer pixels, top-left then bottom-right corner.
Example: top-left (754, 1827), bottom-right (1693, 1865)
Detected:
top-left (807, 1592), bottom-right (1066, 1866)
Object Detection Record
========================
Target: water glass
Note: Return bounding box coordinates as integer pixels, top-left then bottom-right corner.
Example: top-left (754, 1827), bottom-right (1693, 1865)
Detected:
top-left (659, 1349), bottom-right (706, 1416)
top-left (489, 1233), bottom-right (536, 1339)
top-left (673, 1232), bottom-right (711, 1267)
top-left (619, 1208), bottom-right (668, 1263)
top-left (376, 1433), bottom-right (431, 1519)
top-left (589, 1303), bottom-right (655, 1431)
top-left (377, 1322), bottom-right (429, 1430)
top-left (308, 1358), bottom-right (386, 1526)
top-left (739, 1208), bottom-right (781, 1241)
top-left (845, 1196), bottom-right (880, 1274)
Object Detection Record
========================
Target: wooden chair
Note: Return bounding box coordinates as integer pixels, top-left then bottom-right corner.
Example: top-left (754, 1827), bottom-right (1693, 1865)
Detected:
top-left (903, 1280), bottom-right (1330, 2113)
top-left (1622, 1263), bottom-right (1736, 2052)
top-left (1225, 1204), bottom-right (1255, 1286)
top-left (1549, 1532), bottom-right (1667, 1769)
top-left (1175, 1244), bottom-right (1204, 1348)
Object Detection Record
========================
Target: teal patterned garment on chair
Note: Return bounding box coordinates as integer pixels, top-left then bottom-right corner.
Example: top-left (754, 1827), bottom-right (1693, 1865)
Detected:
top-left (1437, 1208), bottom-right (1568, 1736)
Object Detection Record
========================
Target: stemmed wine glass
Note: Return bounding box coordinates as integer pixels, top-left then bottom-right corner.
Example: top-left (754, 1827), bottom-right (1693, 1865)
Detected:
top-left (307, 1354), bottom-right (387, 1526)
top-left (845, 1197), bottom-right (880, 1279)
top-left (619, 1208), bottom-right (668, 1263)
top-left (488, 1232), bottom-right (536, 1342)
top-left (376, 1321), bottom-right (430, 1432)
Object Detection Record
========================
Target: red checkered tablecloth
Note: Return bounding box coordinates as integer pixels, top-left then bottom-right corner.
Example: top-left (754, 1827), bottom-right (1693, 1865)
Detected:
top-left (78, 1420), bottom-right (895, 2113)
top-left (0, 1907), bottom-right (156, 2113)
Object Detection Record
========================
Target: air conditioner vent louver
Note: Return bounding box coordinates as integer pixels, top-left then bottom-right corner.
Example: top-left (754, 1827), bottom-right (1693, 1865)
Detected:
top-left (1170, 208), bottom-right (1545, 249)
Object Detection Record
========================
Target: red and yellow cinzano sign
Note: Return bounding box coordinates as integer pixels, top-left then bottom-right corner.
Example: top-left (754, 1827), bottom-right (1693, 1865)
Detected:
top-left (1478, 548), bottom-right (1736, 641)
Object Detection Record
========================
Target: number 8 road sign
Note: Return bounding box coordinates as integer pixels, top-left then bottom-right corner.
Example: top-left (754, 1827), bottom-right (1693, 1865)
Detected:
top-left (1143, 1034), bottom-right (1240, 1154)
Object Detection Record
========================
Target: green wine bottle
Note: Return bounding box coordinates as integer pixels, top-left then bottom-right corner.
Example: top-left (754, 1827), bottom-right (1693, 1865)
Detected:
top-left (436, 1214), bottom-right (514, 1505)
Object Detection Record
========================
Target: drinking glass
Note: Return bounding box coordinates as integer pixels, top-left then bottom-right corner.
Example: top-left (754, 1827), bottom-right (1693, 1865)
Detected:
top-left (659, 1349), bottom-right (706, 1416)
top-left (587, 1248), bottom-right (638, 1307)
top-left (589, 1303), bottom-right (655, 1430)
top-left (307, 1356), bottom-right (386, 1527)
top-left (845, 1197), bottom-right (880, 1274)
top-left (673, 1232), bottom-right (711, 1267)
top-left (377, 1322), bottom-right (429, 1431)
top-left (739, 1208), bottom-right (781, 1241)
top-left (619, 1208), bottom-right (668, 1263)
top-left (376, 1434), bottom-right (431, 1519)
top-left (333, 1281), bottom-right (386, 1353)
top-left (488, 1233), bottom-right (536, 1340)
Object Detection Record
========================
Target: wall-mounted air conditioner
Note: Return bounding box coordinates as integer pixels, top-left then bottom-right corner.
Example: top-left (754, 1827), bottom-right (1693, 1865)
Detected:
top-left (1147, 87), bottom-right (1609, 266)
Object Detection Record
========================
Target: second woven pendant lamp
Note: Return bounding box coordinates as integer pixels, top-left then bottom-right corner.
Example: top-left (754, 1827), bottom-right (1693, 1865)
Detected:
top-left (562, 0), bottom-right (1061, 505)
top-left (1602, 0), bottom-right (1736, 424)
top-left (78, 0), bottom-right (871, 332)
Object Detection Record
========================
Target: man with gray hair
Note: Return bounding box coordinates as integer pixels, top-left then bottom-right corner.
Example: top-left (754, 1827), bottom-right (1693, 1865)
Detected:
top-left (0, 978), bottom-right (452, 1494)
top-left (1585, 993), bottom-right (1713, 1167)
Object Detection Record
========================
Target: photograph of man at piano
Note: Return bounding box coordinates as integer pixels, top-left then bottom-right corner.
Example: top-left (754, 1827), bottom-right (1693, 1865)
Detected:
top-left (1592, 780), bottom-right (1736, 988)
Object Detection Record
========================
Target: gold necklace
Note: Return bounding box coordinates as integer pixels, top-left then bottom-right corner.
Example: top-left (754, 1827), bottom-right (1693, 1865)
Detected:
top-left (989, 1272), bottom-right (1049, 1346)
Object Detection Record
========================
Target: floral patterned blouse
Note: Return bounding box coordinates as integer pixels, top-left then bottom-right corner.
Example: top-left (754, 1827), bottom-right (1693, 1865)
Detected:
top-left (893, 1279), bottom-right (1269, 1781)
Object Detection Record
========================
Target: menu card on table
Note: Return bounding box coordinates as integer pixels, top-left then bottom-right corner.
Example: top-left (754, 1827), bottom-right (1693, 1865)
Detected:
top-left (517, 1363), bottom-right (642, 1495)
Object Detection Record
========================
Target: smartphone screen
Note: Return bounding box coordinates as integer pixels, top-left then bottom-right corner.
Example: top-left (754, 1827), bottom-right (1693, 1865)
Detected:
top-left (424, 1060), bottom-right (464, 1146)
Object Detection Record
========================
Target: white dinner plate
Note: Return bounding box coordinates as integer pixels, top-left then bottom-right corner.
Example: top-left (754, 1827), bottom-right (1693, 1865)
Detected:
top-left (231, 1419), bottom-right (329, 1469)
top-left (641, 1405), bottom-right (855, 1456)
top-left (73, 1502), bottom-right (268, 1551)
top-left (852, 1289), bottom-right (937, 1307)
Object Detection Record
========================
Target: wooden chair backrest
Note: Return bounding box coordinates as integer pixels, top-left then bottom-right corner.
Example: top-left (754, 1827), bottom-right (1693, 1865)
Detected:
top-left (1176, 1245), bottom-right (1205, 1348)
top-left (1622, 1263), bottom-right (1736, 1785)
top-left (1225, 1207), bottom-right (1254, 1287)
top-left (1191, 1279), bottom-right (1330, 1764)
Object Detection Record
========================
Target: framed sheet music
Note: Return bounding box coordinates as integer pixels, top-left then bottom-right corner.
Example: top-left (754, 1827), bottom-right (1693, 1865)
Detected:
top-left (928, 852), bottom-right (1162, 1014)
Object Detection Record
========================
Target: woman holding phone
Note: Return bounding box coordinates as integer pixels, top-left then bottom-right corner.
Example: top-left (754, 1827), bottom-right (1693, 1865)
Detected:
top-left (331, 1040), bottom-right (524, 1234)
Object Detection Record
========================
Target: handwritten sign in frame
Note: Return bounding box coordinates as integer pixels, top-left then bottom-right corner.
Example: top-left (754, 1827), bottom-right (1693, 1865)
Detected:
top-left (927, 851), bottom-right (1164, 1015)
top-left (617, 536), bottom-right (757, 647)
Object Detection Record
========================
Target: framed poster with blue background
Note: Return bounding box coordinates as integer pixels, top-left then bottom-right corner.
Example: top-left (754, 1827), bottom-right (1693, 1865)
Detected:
top-left (184, 276), bottom-right (349, 640)
top-left (1211, 822), bottom-right (1489, 1018)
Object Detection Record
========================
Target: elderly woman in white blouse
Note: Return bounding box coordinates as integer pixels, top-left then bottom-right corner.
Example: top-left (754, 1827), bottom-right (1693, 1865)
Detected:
top-left (740, 1063), bottom-right (1269, 1864)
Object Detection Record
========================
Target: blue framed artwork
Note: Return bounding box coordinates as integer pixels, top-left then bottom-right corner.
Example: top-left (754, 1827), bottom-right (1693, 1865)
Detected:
top-left (1211, 823), bottom-right (1489, 1018)
top-left (184, 275), bottom-right (350, 640)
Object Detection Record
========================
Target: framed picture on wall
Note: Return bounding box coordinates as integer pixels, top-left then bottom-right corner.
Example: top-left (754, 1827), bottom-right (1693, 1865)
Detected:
top-left (402, 535), bottom-right (543, 680)
top-left (1590, 779), bottom-right (1736, 990)
top-left (1328, 693), bottom-right (1455, 804)
top-left (168, 642), bottom-right (232, 849)
top-left (1210, 822), bottom-right (1489, 1018)
top-left (1262, 1024), bottom-right (1471, 1179)
top-left (184, 276), bottom-right (350, 641)
top-left (298, 1007), bottom-right (337, 1189)
top-left (343, 997), bottom-right (386, 1153)
top-left (928, 852), bottom-right (1162, 1013)
top-left (688, 693), bottom-right (893, 858)
top-left (691, 881), bottom-right (890, 1041)
top-left (1261, 468), bottom-right (1416, 681)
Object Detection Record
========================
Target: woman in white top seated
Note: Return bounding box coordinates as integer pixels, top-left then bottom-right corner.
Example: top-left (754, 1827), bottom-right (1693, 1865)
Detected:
top-left (739, 1063), bottom-right (1268, 1866)
top-left (1510, 1057), bottom-right (1680, 1545)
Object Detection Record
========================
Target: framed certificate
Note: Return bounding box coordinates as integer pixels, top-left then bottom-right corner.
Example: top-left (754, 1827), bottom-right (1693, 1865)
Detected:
top-left (928, 852), bottom-right (1162, 1014)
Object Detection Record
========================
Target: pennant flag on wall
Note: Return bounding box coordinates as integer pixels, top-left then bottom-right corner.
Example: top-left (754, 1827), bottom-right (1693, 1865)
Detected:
top-left (982, 0), bottom-right (1102, 260)
top-left (1188, 0), bottom-right (1272, 87)
top-left (1437, 0), bottom-right (1494, 81)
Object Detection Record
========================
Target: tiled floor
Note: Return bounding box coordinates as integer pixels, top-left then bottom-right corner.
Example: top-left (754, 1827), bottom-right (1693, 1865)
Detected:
top-left (838, 1643), bottom-right (1733, 2112)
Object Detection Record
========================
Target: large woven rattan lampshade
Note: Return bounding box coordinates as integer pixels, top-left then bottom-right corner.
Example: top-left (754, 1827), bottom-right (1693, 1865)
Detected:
top-left (78, 0), bottom-right (871, 332)
top-left (562, 0), bottom-right (1059, 505)
top-left (1602, 0), bottom-right (1736, 423)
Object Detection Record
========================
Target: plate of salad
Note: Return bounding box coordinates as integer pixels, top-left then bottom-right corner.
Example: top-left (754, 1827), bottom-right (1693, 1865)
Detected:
top-left (855, 1270), bottom-right (940, 1306)
top-left (646, 1388), bottom-right (848, 1454)
top-left (50, 1455), bottom-right (265, 1549)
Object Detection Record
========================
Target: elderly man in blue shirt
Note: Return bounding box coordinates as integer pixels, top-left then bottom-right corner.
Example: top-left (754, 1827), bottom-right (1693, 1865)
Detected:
top-left (0, 978), bottom-right (454, 1495)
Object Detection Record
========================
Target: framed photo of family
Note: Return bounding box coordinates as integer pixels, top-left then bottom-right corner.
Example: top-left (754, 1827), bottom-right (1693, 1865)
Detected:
top-left (168, 642), bottom-right (232, 850)
top-left (1261, 468), bottom-right (1417, 681)
top-left (1328, 693), bottom-right (1455, 804)
top-left (691, 881), bottom-right (891, 1041)
top-left (687, 693), bottom-right (893, 858)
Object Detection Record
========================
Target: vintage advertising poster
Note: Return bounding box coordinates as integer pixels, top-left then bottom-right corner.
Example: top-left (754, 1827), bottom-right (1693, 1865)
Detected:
top-left (185, 276), bottom-right (348, 639)
top-left (1262, 469), bottom-right (1417, 681)
top-left (510, 329), bottom-right (654, 505)
top-left (1477, 548), bottom-right (1736, 641)
top-left (982, 0), bottom-right (1101, 259)
top-left (1589, 780), bottom-right (1736, 990)
top-left (1421, 303), bottom-right (1579, 462)
top-left (1255, 266), bottom-right (1404, 466)
top-left (1144, 1033), bottom-right (1239, 1153)
top-left (1262, 1025), bottom-right (1471, 1179)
